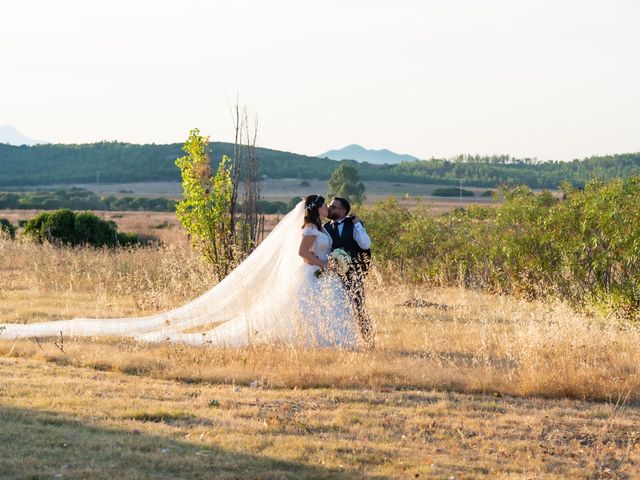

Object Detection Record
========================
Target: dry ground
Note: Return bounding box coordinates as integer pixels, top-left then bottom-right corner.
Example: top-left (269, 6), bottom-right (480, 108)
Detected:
top-left (1, 227), bottom-right (640, 478)
top-left (2, 357), bottom-right (639, 479)
top-left (0, 179), bottom-right (501, 204)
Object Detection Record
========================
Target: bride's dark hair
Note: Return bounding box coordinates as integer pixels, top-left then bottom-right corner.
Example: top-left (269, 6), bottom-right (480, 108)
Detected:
top-left (303, 194), bottom-right (324, 229)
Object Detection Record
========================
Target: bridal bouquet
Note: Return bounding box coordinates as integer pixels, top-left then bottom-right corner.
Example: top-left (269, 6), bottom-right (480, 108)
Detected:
top-left (315, 248), bottom-right (352, 278)
top-left (330, 248), bottom-right (352, 276)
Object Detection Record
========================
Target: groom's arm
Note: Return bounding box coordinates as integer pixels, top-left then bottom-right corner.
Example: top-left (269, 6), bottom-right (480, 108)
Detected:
top-left (351, 216), bottom-right (371, 250)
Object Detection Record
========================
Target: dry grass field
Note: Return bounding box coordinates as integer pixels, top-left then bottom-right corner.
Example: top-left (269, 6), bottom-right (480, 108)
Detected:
top-left (3, 179), bottom-right (500, 206)
top-left (1, 213), bottom-right (640, 478)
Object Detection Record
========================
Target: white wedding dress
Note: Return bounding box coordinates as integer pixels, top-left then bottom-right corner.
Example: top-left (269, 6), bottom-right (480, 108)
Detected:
top-left (0, 201), bottom-right (359, 349)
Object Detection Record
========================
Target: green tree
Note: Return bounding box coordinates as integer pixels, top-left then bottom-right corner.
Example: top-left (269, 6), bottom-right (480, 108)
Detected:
top-left (327, 164), bottom-right (366, 205)
top-left (22, 209), bottom-right (135, 248)
top-left (175, 129), bottom-right (238, 279)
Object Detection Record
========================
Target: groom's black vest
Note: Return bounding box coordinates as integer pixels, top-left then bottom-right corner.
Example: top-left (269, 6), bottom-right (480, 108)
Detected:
top-left (323, 216), bottom-right (372, 274)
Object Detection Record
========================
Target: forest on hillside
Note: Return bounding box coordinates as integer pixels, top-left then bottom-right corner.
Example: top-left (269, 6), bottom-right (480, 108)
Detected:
top-left (1, 141), bottom-right (639, 189)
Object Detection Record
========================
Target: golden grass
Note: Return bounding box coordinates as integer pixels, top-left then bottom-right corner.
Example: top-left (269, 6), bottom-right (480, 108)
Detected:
top-left (2, 236), bottom-right (639, 402)
top-left (1, 236), bottom-right (640, 477)
top-left (2, 357), bottom-right (640, 478)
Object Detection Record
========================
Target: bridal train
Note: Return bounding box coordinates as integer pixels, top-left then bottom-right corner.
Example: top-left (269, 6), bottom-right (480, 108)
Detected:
top-left (0, 201), bottom-right (359, 349)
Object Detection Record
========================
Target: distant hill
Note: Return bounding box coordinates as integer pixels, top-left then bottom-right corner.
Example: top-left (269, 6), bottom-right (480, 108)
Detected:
top-left (0, 141), bottom-right (342, 186)
top-left (319, 144), bottom-right (419, 164)
top-left (0, 125), bottom-right (47, 146)
top-left (1, 141), bottom-right (640, 190)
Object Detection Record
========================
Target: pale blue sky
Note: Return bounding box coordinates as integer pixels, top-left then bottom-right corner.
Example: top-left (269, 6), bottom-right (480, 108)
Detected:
top-left (1, 0), bottom-right (639, 160)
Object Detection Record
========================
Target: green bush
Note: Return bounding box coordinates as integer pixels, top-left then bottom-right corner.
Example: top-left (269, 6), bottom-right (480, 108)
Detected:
top-left (258, 200), bottom-right (288, 214)
top-left (46, 209), bottom-right (77, 244)
top-left (363, 178), bottom-right (640, 319)
top-left (116, 231), bottom-right (140, 246)
top-left (0, 218), bottom-right (15, 239)
top-left (0, 193), bottom-right (19, 209)
top-left (431, 187), bottom-right (475, 197)
top-left (74, 212), bottom-right (118, 247)
top-left (287, 196), bottom-right (301, 212)
top-left (23, 209), bottom-right (139, 248)
top-left (22, 211), bottom-right (52, 242)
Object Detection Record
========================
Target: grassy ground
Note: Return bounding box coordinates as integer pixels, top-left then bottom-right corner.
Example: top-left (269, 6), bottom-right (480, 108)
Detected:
top-left (2, 356), bottom-right (639, 479)
top-left (1, 234), bottom-right (640, 478)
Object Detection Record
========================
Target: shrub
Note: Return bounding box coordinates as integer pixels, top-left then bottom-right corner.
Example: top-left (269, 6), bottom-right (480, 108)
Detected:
top-left (46, 209), bottom-right (77, 244)
top-left (287, 196), bottom-right (301, 212)
top-left (431, 187), bottom-right (475, 197)
top-left (0, 188), bottom-right (173, 212)
top-left (362, 177), bottom-right (640, 319)
top-left (23, 209), bottom-right (139, 248)
top-left (257, 200), bottom-right (288, 214)
top-left (23, 211), bottom-right (52, 242)
top-left (0, 218), bottom-right (15, 239)
top-left (117, 231), bottom-right (140, 247)
top-left (75, 212), bottom-right (118, 247)
top-left (0, 193), bottom-right (19, 209)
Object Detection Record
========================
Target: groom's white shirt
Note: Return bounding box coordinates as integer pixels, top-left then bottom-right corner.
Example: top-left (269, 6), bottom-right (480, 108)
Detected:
top-left (332, 217), bottom-right (372, 250)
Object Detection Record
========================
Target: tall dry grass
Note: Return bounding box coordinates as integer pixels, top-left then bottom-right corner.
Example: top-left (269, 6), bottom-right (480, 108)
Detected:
top-left (1, 236), bottom-right (639, 403)
top-left (0, 236), bottom-right (215, 322)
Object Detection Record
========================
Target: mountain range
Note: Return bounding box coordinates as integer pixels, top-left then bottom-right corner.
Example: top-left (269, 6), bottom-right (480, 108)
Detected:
top-left (319, 144), bottom-right (419, 165)
top-left (0, 125), bottom-right (47, 146)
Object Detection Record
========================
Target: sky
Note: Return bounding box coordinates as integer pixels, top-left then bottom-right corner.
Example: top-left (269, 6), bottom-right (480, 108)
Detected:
top-left (1, 0), bottom-right (639, 160)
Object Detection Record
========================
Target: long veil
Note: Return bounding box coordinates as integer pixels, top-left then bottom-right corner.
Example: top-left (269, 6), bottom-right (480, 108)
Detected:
top-left (0, 201), bottom-right (308, 346)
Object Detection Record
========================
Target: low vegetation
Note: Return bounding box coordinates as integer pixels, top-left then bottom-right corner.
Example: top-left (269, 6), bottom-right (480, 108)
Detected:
top-left (22, 209), bottom-right (143, 247)
top-left (1, 233), bottom-right (639, 477)
top-left (365, 177), bottom-right (640, 319)
top-left (0, 218), bottom-right (15, 239)
top-left (0, 188), bottom-right (177, 211)
top-left (431, 187), bottom-right (475, 197)
top-left (1, 234), bottom-right (638, 402)
top-left (2, 174), bottom-right (640, 477)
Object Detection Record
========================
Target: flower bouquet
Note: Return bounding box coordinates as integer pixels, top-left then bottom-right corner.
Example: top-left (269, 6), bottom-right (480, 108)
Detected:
top-left (315, 248), bottom-right (352, 278)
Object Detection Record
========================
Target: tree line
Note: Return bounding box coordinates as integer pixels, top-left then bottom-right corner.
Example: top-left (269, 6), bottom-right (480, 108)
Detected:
top-left (0, 188), bottom-right (300, 214)
top-left (0, 188), bottom-right (177, 211)
top-left (1, 141), bottom-right (640, 189)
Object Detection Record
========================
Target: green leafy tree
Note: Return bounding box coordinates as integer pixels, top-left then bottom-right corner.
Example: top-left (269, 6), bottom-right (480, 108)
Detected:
top-left (175, 129), bottom-right (238, 279)
top-left (327, 164), bottom-right (366, 205)
top-left (22, 209), bottom-right (136, 247)
top-left (287, 196), bottom-right (301, 212)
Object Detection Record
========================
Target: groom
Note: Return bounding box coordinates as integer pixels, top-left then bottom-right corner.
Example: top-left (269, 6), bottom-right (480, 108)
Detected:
top-left (325, 197), bottom-right (374, 348)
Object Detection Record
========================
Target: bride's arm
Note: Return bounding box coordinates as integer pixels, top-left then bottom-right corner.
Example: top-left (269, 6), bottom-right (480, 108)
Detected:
top-left (298, 235), bottom-right (327, 268)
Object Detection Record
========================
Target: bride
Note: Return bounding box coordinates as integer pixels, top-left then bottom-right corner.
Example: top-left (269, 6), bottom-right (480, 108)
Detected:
top-left (0, 195), bottom-right (360, 349)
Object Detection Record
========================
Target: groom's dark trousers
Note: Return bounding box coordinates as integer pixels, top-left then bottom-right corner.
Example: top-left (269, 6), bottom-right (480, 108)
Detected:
top-left (324, 217), bottom-right (374, 347)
